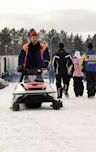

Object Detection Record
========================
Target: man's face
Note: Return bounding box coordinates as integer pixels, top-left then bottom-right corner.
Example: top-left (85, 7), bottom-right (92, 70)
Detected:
top-left (31, 36), bottom-right (39, 45)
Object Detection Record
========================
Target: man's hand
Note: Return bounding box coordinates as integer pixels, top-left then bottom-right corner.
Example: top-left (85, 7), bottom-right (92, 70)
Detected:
top-left (37, 69), bottom-right (42, 73)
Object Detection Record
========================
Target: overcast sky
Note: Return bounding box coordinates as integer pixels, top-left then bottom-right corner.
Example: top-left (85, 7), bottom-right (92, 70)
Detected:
top-left (0, 0), bottom-right (96, 35)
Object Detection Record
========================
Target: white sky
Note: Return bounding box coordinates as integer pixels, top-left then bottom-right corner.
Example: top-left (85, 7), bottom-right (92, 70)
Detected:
top-left (0, 0), bottom-right (96, 34)
top-left (1, 0), bottom-right (96, 14)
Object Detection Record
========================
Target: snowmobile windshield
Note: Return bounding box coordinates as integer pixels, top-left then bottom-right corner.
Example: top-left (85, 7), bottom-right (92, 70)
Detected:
top-left (23, 70), bottom-right (49, 83)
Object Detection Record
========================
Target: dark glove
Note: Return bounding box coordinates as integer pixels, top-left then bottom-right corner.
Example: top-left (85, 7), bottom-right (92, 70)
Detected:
top-left (41, 62), bottom-right (48, 68)
top-left (25, 68), bottom-right (41, 75)
top-left (82, 68), bottom-right (85, 73)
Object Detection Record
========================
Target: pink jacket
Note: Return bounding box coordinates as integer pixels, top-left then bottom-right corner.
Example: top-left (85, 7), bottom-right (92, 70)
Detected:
top-left (73, 57), bottom-right (84, 77)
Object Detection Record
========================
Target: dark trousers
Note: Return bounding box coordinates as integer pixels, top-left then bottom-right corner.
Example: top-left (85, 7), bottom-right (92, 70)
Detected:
top-left (73, 77), bottom-right (84, 96)
top-left (56, 74), bottom-right (70, 98)
top-left (86, 72), bottom-right (96, 97)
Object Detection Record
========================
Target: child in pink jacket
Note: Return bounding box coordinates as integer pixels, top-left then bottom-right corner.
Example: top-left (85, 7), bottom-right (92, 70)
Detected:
top-left (73, 51), bottom-right (84, 97)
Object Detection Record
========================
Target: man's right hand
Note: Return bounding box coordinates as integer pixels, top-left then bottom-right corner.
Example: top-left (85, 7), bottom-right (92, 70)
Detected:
top-left (37, 69), bottom-right (42, 73)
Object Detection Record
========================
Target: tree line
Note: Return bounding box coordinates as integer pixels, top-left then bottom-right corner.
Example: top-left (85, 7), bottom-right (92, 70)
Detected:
top-left (0, 27), bottom-right (96, 56)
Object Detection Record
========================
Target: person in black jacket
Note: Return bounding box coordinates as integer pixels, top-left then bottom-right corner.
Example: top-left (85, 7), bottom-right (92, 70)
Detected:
top-left (52, 43), bottom-right (73, 98)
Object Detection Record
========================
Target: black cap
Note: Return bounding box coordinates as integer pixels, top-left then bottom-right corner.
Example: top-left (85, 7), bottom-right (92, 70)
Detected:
top-left (88, 43), bottom-right (93, 49)
top-left (59, 43), bottom-right (64, 48)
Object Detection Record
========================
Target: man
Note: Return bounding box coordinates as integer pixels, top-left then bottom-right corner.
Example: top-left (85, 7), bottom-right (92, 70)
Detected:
top-left (80, 43), bottom-right (96, 98)
top-left (52, 43), bottom-right (73, 98)
top-left (18, 30), bottom-right (50, 82)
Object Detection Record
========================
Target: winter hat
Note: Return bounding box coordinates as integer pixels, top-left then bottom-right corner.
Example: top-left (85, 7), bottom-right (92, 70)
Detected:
top-left (59, 43), bottom-right (64, 48)
top-left (74, 51), bottom-right (81, 59)
top-left (30, 31), bottom-right (38, 37)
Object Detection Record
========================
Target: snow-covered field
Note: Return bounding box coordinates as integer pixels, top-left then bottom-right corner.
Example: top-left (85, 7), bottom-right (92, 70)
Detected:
top-left (0, 81), bottom-right (96, 152)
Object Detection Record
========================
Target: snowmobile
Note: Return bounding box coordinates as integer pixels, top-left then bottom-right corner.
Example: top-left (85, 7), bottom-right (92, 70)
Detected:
top-left (12, 69), bottom-right (63, 111)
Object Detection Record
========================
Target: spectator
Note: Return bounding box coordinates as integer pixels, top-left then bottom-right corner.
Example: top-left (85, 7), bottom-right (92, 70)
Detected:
top-left (52, 43), bottom-right (73, 98)
top-left (73, 51), bottom-right (84, 97)
top-left (80, 43), bottom-right (96, 98)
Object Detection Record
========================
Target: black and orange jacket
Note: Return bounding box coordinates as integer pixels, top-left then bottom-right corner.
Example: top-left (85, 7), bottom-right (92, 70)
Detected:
top-left (18, 42), bottom-right (50, 69)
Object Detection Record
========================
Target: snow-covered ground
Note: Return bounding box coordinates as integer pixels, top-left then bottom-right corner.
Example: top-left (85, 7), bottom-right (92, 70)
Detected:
top-left (0, 80), bottom-right (96, 152)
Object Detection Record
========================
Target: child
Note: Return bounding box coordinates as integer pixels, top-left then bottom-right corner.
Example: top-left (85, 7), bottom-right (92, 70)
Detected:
top-left (73, 51), bottom-right (84, 97)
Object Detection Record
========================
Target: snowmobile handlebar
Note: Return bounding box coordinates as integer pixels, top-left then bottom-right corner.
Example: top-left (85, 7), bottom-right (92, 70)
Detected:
top-left (21, 68), bottom-right (46, 75)
top-left (17, 65), bottom-right (47, 75)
